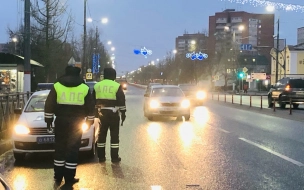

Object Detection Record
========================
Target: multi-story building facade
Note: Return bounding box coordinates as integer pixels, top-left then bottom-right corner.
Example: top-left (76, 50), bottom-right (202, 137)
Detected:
top-left (175, 33), bottom-right (208, 55)
top-left (208, 9), bottom-right (274, 67)
top-left (297, 27), bottom-right (304, 45)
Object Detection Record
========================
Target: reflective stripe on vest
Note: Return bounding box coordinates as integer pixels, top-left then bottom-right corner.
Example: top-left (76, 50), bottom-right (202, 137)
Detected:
top-left (54, 83), bottom-right (89, 105)
top-left (94, 79), bottom-right (120, 100)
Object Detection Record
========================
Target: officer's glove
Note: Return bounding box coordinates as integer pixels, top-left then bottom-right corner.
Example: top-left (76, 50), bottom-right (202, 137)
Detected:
top-left (121, 112), bottom-right (126, 126)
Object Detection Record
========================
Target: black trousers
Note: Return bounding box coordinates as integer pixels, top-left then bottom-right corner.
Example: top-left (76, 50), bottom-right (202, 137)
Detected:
top-left (97, 111), bottom-right (120, 159)
top-left (54, 117), bottom-right (83, 182)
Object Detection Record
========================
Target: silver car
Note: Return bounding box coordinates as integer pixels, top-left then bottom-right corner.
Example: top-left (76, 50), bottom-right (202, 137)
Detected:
top-left (12, 90), bottom-right (99, 161)
top-left (143, 85), bottom-right (191, 121)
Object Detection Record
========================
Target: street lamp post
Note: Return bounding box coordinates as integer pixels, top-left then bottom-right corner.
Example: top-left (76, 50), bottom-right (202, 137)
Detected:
top-left (275, 18), bottom-right (280, 83)
top-left (83, 0), bottom-right (87, 78)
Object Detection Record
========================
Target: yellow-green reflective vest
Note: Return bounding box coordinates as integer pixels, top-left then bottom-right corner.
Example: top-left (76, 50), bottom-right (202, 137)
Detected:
top-left (54, 82), bottom-right (89, 105)
top-left (94, 79), bottom-right (120, 100)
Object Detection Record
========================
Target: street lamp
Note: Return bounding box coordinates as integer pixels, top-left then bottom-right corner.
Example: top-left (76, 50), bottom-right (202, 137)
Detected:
top-left (173, 49), bottom-right (177, 54)
top-left (101, 18), bottom-right (108, 24)
top-left (111, 47), bottom-right (115, 51)
top-left (191, 40), bottom-right (196, 45)
top-left (266, 6), bottom-right (279, 83)
top-left (107, 41), bottom-right (112, 45)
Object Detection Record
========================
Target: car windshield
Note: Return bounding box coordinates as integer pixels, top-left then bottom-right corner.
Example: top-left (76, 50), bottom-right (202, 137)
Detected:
top-left (151, 87), bottom-right (184, 97)
top-left (179, 85), bottom-right (198, 91)
top-left (25, 95), bottom-right (48, 112)
top-left (288, 80), bottom-right (304, 88)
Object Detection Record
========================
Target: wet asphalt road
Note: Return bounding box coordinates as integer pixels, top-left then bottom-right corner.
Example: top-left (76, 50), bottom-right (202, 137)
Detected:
top-left (2, 86), bottom-right (304, 189)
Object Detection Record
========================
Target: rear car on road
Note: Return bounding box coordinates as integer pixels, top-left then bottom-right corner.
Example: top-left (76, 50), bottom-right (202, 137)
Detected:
top-left (115, 78), bottom-right (127, 90)
top-left (268, 77), bottom-right (304, 108)
top-left (143, 85), bottom-right (190, 121)
top-left (12, 90), bottom-right (99, 161)
top-left (178, 84), bottom-right (207, 106)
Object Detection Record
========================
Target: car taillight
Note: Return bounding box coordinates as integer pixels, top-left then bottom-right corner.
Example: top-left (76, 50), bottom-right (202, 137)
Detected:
top-left (285, 85), bottom-right (290, 91)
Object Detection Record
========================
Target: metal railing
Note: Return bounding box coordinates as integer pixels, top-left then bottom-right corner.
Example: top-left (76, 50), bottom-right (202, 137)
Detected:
top-left (0, 92), bottom-right (32, 140)
top-left (210, 93), bottom-right (296, 115)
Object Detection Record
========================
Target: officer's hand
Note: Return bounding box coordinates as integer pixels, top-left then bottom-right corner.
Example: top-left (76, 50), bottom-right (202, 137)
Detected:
top-left (121, 112), bottom-right (126, 123)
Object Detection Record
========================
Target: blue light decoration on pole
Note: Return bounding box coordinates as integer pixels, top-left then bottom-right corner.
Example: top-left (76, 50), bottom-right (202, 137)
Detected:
top-left (185, 52), bottom-right (208, 60)
top-left (92, 53), bottom-right (100, 74)
top-left (133, 47), bottom-right (152, 58)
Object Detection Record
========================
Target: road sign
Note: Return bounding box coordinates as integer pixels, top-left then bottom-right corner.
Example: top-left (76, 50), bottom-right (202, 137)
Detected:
top-left (251, 73), bottom-right (266, 80)
top-left (243, 67), bottom-right (248, 73)
top-left (240, 44), bottom-right (252, 51)
top-left (86, 73), bottom-right (92, 80)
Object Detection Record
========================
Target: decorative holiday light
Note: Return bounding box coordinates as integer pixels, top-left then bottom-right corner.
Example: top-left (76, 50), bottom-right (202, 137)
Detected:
top-left (220, 0), bottom-right (304, 12)
top-left (133, 47), bottom-right (153, 58)
top-left (186, 52), bottom-right (208, 61)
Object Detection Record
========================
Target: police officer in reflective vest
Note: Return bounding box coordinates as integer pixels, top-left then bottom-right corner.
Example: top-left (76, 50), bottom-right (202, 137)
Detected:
top-left (44, 66), bottom-right (94, 185)
top-left (93, 68), bottom-right (126, 163)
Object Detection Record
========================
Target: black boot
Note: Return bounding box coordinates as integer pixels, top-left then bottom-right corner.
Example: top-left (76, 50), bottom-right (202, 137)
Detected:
top-left (65, 178), bottom-right (79, 184)
top-left (111, 148), bottom-right (121, 162)
top-left (97, 145), bottom-right (106, 161)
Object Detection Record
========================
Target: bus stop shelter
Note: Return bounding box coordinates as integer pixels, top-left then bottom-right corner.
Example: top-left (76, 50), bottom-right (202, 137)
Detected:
top-left (0, 52), bottom-right (44, 92)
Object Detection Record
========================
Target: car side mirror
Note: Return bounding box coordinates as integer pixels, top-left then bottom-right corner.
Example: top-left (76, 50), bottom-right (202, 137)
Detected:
top-left (14, 108), bottom-right (22, 115)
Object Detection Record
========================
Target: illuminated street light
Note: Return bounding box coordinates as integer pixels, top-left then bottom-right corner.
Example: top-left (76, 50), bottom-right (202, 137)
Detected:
top-left (12, 37), bottom-right (18, 42)
top-left (107, 41), bottom-right (112, 45)
top-left (224, 26), bottom-right (230, 31)
top-left (101, 18), bottom-right (108, 24)
top-left (156, 59), bottom-right (159, 62)
top-left (87, 18), bottom-right (93, 22)
top-left (238, 25), bottom-right (245, 31)
top-left (191, 40), bottom-right (196, 45)
top-left (111, 47), bottom-right (115, 51)
top-left (151, 61), bottom-right (155, 65)
top-left (173, 49), bottom-right (177, 54)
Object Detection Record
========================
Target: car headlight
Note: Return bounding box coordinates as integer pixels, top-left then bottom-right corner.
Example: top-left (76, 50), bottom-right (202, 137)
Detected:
top-left (123, 84), bottom-right (127, 88)
top-left (150, 100), bottom-right (160, 108)
top-left (82, 123), bottom-right (90, 132)
top-left (14, 125), bottom-right (30, 135)
top-left (181, 99), bottom-right (190, 108)
top-left (196, 91), bottom-right (206, 100)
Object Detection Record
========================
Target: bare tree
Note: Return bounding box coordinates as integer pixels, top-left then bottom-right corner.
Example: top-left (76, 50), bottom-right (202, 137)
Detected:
top-left (31, 0), bottom-right (73, 82)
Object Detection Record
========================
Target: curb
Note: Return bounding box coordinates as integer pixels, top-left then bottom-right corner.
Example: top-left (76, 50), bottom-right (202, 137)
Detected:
top-left (0, 150), bottom-right (14, 173)
top-left (0, 139), bottom-right (12, 156)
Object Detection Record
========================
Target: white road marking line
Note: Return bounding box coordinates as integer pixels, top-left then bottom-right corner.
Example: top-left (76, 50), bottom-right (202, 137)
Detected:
top-left (216, 128), bottom-right (230, 133)
top-left (206, 123), bottom-right (230, 134)
top-left (239, 137), bottom-right (304, 167)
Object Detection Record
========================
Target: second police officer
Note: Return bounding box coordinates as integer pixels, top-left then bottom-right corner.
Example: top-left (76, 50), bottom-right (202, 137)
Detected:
top-left (93, 68), bottom-right (126, 163)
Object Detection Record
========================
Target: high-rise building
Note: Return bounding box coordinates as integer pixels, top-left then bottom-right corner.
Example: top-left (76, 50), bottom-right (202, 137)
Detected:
top-left (297, 27), bottom-right (304, 45)
top-left (175, 33), bottom-right (208, 55)
top-left (208, 9), bottom-right (274, 61)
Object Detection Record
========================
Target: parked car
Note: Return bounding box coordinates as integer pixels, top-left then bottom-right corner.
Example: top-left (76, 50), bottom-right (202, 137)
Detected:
top-left (86, 81), bottom-right (97, 93)
top-left (178, 84), bottom-right (207, 105)
top-left (143, 85), bottom-right (190, 121)
top-left (12, 90), bottom-right (99, 161)
top-left (268, 77), bottom-right (304, 108)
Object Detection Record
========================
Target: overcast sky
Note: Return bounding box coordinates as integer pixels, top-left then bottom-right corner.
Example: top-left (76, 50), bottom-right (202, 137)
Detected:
top-left (1, 0), bottom-right (304, 75)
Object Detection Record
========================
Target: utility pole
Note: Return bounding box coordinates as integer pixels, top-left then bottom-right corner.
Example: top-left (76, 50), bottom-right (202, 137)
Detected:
top-left (275, 18), bottom-right (280, 83)
top-left (82, 0), bottom-right (87, 78)
top-left (24, 0), bottom-right (31, 92)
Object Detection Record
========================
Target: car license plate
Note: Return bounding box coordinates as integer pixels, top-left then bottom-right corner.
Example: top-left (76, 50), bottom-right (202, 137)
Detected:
top-left (37, 136), bottom-right (55, 144)
top-left (163, 107), bottom-right (175, 111)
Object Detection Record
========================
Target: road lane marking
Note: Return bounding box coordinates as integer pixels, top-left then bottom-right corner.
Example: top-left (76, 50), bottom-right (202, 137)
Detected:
top-left (206, 122), bottom-right (230, 134)
top-left (239, 137), bottom-right (304, 167)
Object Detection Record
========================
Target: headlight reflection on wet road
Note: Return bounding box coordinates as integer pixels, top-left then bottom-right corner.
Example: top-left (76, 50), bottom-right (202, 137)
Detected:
top-left (179, 122), bottom-right (195, 147)
top-left (13, 174), bottom-right (27, 190)
top-left (147, 123), bottom-right (162, 142)
top-left (193, 106), bottom-right (210, 126)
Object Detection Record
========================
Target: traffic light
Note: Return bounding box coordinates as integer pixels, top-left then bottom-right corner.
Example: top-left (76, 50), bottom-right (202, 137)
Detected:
top-left (238, 72), bottom-right (244, 78)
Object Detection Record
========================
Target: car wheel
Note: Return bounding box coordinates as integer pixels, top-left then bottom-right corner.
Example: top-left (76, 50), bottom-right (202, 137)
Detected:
top-left (293, 103), bottom-right (299, 109)
top-left (14, 152), bottom-right (26, 162)
top-left (268, 96), bottom-right (274, 108)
